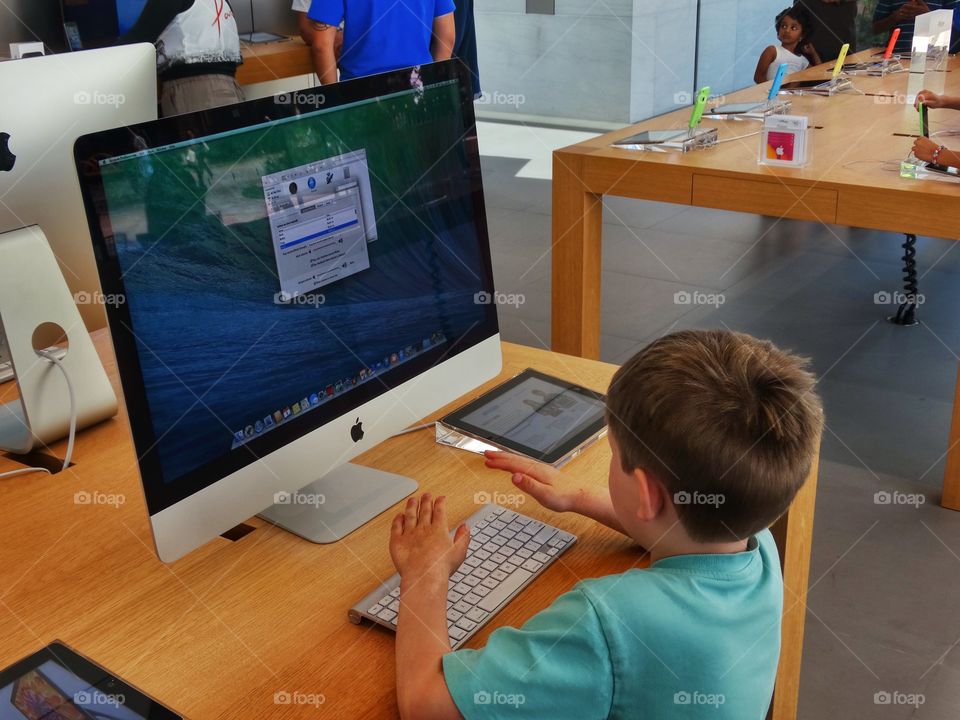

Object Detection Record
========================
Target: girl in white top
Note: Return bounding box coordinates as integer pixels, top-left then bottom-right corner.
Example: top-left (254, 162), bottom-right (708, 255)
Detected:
top-left (755, 6), bottom-right (822, 84)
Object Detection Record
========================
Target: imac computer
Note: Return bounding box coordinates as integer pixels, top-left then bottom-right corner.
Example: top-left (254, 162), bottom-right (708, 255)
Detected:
top-left (74, 61), bottom-right (502, 562)
top-left (0, 45), bottom-right (158, 331)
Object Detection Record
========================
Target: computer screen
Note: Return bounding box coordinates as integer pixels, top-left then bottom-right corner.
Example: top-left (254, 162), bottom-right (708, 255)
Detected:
top-left (76, 63), bottom-right (497, 517)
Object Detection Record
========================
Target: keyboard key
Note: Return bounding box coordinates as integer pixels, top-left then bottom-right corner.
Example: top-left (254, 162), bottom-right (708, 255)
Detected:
top-left (525, 520), bottom-right (544, 535)
top-left (447, 590), bottom-right (463, 602)
top-left (478, 569), bottom-right (533, 612)
top-left (453, 582), bottom-right (471, 595)
top-left (522, 559), bottom-right (543, 573)
top-left (475, 549), bottom-right (491, 560)
top-left (533, 552), bottom-right (550, 563)
top-left (506, 539), bottom-right (522, 550)
top-left (482, 542), bottom-right (499, 553)
top-left (468, 540), bottom-right (480, 551)
top-left (368, 604), bottom-right (382, 615)
top-left (466, 607), bottom-right (488, 623)
top-left (472, 567), bottom-right (490, 579)
top-left (532, 527), bottom-right (557, 544)
top-left (501, 529), bottom-right (517, 539)
top-left (475, 520), bottom-right (488, 529)
top-left (464, 592), bottom-right (481, 605)
top-left (501, 562), bottom-right (518, 573)
top-left (481, 577), bottom-right (499, 589)
top-left (485, 512), bottom-right (499, 521)
top-left (449, 626), bottom-right (467, 641)
top-left (455, 618), bottom-right (478, 632)
top-left (516, 548), bottom-right (533, 559)
top-left (464, 575), bottom-right (481, 587)
top-left (465, 556), bottom-right (482, 567)
top-left (512, 514), bottom-right (531, 525)
top-left (451, 571), bottom-right (464, 582)
top-left (516, 532), bottom-right (533, 543)
top-left (546, 547), bottom-right (558, 556)
top-left (481, 560), bottom-right (498, 572)
top-left (490, 569), bottom-right (508, 582)
top-left (389, 588), bottom-right (400, 598)
top-left (490, 536), bottom-right (507, 546)
top-left (500, 510), bottom-right (518, 523)
top-left (388, 599), bottom-right (400, 612)
top-left (475, 585), bottom-right (491, 597)
top-left (454, 601), bottom-right (472, 613)
top-left (491, 520), bottom-right (507, 530)
top-left (507, 521), bottom-right (525, 532)
top-left (377, 608), bottom-right (397, 622)
top-left (491, 552), bottom-right (508, 564)
top-left (447, 609), bottom-right (463, 622)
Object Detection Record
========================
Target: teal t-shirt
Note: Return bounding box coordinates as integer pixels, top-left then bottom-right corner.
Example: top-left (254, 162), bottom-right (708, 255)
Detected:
top-left (442, 529), bottom-right (783, 719)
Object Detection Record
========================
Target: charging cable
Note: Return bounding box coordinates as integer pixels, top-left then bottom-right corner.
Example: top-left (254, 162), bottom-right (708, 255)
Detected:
top-left (0, 349), bottom-right (77, 479)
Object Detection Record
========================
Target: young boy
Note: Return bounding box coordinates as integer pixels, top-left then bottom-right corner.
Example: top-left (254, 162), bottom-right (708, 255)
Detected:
top-left (388, 329), bottom-right (823, 719)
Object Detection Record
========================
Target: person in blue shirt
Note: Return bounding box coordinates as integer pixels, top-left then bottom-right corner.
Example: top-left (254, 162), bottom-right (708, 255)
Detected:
top-left (873, 0), bottom-right (960, 54)
top-left (307, 0), bottom-right (456, 84)
top-left (387, 329), bottom-right (824, 720)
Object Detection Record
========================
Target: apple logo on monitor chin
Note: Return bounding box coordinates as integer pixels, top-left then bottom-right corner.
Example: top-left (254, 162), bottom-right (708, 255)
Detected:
top-left (350, 418), bottom-right (364, 443)
top-left (0, 133), bottom-right (15, 172)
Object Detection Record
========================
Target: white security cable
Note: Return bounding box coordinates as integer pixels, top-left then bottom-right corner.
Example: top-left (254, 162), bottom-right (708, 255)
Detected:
top-left (0, 349), bottom-right (77, 479)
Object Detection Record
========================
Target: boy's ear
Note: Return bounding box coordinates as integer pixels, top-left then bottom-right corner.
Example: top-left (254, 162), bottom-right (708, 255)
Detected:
top-left (632, 467), bottom-right (666, 522)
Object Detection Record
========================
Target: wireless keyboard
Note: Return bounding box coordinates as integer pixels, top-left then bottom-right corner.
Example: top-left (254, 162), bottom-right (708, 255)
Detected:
top-left (349, 503), bottom-right (576, 649)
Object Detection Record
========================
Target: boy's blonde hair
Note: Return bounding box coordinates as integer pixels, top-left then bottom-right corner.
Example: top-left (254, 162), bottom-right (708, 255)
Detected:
top-left (606, 329), bottom-right (823, 542)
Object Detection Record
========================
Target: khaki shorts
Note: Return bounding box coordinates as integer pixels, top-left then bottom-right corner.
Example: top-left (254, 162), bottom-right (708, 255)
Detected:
top-left (160, 74), bottom-right (245, 117)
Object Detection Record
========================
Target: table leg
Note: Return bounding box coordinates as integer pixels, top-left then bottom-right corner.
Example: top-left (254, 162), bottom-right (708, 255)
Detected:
top-left (942, 363), bottom-right (960, 510)
top-left (551, 153), bottom-right (603, 359)
top-left (768, 447), bottom-right (819, 720)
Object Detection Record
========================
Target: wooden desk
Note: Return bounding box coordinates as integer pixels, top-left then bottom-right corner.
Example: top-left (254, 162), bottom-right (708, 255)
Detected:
top-left (550, 49), bottom-right (960, 513)
top-left (238, 37), bottom-right (313, 86)
top-left (0, 331), bottom-right (817, 719)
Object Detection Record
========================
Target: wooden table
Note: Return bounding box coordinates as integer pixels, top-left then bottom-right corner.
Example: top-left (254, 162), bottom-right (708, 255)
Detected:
top-left (237, 37), bottom-right (313, 86)
top-left (550, 49), bottom-right (960, 512)
top-left (0, 331), bottom-right (817, 719)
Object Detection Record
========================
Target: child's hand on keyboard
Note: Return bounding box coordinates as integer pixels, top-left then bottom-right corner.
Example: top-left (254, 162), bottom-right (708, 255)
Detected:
top-left (389, 493), bottom-right (471, 581)
top-left (483, 450), bottom-right (588, 513)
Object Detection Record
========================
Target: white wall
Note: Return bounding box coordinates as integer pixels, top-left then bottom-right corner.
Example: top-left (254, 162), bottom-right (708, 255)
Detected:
top-left (474, 0), bottom-right (785, 124)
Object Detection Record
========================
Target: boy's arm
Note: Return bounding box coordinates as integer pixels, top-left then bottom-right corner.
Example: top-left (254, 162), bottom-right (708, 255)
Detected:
top-left (391, 495), bottom-right (467, 720)
top-left (484, 450), bottom-right (627, 535)
top-left (296, 12), bottom-right (314, 45)
top-left (431, 12), bottom-right (456, 62)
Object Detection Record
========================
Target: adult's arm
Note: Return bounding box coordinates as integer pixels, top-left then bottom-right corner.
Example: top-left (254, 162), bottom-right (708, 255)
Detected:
top-left (431, 12), bottom-right (456, 62)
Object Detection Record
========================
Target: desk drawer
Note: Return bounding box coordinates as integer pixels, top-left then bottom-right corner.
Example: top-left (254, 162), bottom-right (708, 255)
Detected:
top-left (692, 174), bottom-right (837, 223)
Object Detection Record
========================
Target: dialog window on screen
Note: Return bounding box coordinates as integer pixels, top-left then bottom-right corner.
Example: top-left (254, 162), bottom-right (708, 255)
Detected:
top-left (262, 150), bottom-right (378, 300)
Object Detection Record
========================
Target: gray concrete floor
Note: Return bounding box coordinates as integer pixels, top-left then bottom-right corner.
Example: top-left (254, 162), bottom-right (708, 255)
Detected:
top-left (478, 123), bottom-right (960, 719)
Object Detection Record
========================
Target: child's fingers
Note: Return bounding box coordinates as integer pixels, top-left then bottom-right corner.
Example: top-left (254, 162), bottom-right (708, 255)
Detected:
top-left (512, 472), bottom-right (552, 505)
top-left (417, 493), bottom-right (433, 524)
top-left (432, 495), bottom-right (448, 527)
top-left (391, 513), bottom-right (404, 536)
top-left (404, 496), bottom-right (419, 529)
top-left (485, 451), bottom-right (552, 483)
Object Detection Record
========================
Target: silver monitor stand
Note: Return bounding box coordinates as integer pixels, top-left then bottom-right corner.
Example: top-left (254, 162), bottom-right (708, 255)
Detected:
top-left (258, 463), bottom-right (417, 543)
